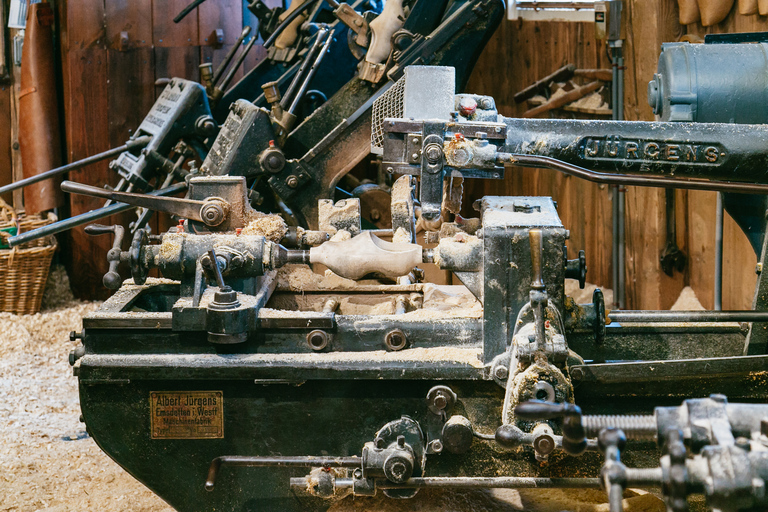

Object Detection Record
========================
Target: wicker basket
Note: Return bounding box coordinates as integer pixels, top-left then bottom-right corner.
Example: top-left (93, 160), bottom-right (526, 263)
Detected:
top-left (0, 200), bottom-right (57, 315)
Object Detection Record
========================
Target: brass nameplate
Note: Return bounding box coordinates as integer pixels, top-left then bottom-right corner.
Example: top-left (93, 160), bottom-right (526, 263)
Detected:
top-left (150, 391), bottom-right (223, 439)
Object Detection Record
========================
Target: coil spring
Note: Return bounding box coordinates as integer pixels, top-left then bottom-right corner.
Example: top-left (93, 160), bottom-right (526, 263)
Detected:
top-left (583, 415), bottom-right (657, 440)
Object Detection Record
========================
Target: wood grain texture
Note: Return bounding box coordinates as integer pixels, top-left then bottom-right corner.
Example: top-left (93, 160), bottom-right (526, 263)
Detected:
top-left (63, 48), bottom-right (114, 299)
top-left (198, 0), bottom-right (243, 46)
top-left (153, 0), bottom-right (199, 47)
top-left (154, 46), bottom-right (201, 85)
top-left (65, 0), bottom-right (106, 50)
top-left (106, 0), bottom-right (153, 50)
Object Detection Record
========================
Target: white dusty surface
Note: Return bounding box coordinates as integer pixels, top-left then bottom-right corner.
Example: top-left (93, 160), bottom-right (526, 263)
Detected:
top-left (2, 268), bottom-right (674, 511)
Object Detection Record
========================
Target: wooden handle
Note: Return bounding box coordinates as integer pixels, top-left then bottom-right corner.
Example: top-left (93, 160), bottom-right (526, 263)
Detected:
top-left (574, 69), bottom-right (613, 81)
top-left (523, 81), bottom-right (602, 118)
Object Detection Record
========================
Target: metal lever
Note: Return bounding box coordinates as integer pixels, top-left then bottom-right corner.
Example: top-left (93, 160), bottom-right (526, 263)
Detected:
top-left (0, 136), bottom-right (152, 197)
top-left (514, 400), bottom-right (587, 456)
top-left (84, 224), bottom-right (125, 290)
top-left (203, 249), bottom-right (229, 290)
top-left (61, 181), bottom-right (230, 227)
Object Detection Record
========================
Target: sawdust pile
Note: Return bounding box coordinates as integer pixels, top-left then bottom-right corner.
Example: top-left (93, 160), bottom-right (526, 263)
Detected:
top-left (671, 286), bottom-right (705, 311)
top-left (276, 263), bottom-right (358, 291)
top-left (242, 210), bottom-right (288, 243)
top-left (1, 265), bottom-right (173, 512)
top-left (330, 488), bottom-right (663, 512)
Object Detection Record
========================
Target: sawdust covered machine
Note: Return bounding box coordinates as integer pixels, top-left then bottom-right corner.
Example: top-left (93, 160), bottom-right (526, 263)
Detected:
top-left (62, 23), bottom-right (768, 512)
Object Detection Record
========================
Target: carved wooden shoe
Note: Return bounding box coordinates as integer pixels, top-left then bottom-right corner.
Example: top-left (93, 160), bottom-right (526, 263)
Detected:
top-left (739, 0), bottom-right (758, 15)
top-left (678, 0), bottom-right (701, 24)
top-left (697, 0), bottom-right (734, 26)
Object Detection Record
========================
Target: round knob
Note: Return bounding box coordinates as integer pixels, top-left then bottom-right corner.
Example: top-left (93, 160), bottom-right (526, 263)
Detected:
top-left (199, 200), bottom-right (228, 227)
top-left (458, 96), bottom-right (477, 117)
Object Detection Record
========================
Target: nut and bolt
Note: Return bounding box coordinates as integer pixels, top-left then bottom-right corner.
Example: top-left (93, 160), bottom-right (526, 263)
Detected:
top-left (286, 176), bottom-right (299, 188)
top-left (424, 143), bottom-right (442, 164)
top-left (494, 365), bottom-right (509, 380)
top-left (428, 439), bottom-right (443, 453)
top-left (570, 367), bottom-right (584, 382)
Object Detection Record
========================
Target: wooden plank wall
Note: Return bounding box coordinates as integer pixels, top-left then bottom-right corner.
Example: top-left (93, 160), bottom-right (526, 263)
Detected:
top-left (465, 0), bottom-right (760, 310)
top-left (56, 0), bottom-right (267, 299)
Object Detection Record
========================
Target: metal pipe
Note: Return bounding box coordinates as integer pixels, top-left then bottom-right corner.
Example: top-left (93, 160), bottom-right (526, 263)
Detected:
top-left (218, 33), bottom-right (259, 93)
top-left (616, 49), bottom-right (625, 310)
top-left (211, 26), bottom-right (252, 86)
top-left (374, 476), bottom-right (602, 490)
top-left (280, 28), bottom-right (328, 109)
top-left (607, 310), bottom-right (768, 323)
top-left (612, 186), bottom-right (619, 308)
top-left (497, 153), bottom-right (768, 195)
top-left (7, 182), bottom-right (188, 247)
top-left (288, 30), bottom-right (333, 114)
top-left (0, 135), bottom-right (152, 197)
top-left (205, 455), bottom-right (361, 490)
top-left (618, 185), bottom-right (625, 309)
top-left (715, 192), bottom-right (724, 310)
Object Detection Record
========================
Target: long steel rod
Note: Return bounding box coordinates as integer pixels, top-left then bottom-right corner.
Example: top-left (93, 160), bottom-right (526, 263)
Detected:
top-left (715, 192), bottom-right (724, 310)
top-left (294, 476), bottom-right (604, 490)
top-left (498, 153), bottom-right (768, 195)
top-left (288, 30), bottom-right (333, 114)
top-left (211, 26), bottom-right (252, 86)
top-left (8, 182), bottom-right (188, 247)
top-left (0, 135), bottom-right (152, 196)
top-left (608, 310), bottom-right (768, 323)
top-left (617, 51), bottom-right (626, 310)
top-left (206, 455), bottom-right (361, 490)
top-left (389, 477), bottom-right (601, 489)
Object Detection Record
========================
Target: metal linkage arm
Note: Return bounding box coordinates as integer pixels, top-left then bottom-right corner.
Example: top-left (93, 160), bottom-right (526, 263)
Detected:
top-left (61, 180), bottom-right (228, 227)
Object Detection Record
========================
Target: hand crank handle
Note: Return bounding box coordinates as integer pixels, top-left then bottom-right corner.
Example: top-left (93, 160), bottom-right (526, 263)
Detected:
top-left (84, 224), bottom-right (125, 290)
top-left (62, 181), bottom-right (230, 227)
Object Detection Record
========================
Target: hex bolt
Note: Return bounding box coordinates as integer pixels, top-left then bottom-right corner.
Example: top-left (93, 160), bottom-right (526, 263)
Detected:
top-left (69, 331), bottom-right (83, 341)
top-left (385, 329), bottom-right (408, 351)
top-left (424, 143), bottom-right (442, 164)
top-left (429, 439), bottom-right (443, 453)
top-left (570, 367), bottom-right (584, 382)
top-left (286, 176), bottom-right (299, 188)
top-left (307, 330), bottom-right (329, 351)
top-left (494, 365), bottom-right (509, 380)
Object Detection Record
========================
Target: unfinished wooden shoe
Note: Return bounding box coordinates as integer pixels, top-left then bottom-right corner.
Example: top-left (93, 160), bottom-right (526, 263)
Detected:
top-left (678, 0), bottom-right (701, 23)
top-left (760, 0), bottom-right (768, 14)
top-left (697, 0), bottom-right (734, 26)
top-left (739, 0), bottom-right (758, 14)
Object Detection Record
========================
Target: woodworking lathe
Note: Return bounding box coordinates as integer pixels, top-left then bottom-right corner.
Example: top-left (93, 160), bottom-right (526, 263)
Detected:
top-left (64, 39), bottom-right (768, 511)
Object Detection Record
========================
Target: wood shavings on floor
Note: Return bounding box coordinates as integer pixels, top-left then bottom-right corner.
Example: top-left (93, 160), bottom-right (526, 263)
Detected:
top-left (0, 265), bottom-right (173, 512)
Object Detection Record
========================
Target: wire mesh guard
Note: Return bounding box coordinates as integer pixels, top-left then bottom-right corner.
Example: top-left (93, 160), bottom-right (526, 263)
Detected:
top-left (371, 75), bottom-right (406, 155)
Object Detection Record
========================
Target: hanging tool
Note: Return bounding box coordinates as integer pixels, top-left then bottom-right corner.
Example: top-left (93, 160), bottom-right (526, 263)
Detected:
top-left (18, 0), bottom-right (64, 214)
top-left (659, 188), bottom-right (687, 277)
